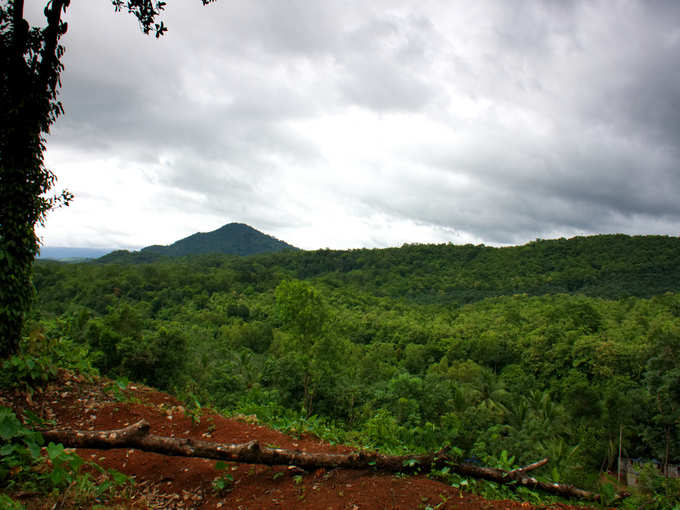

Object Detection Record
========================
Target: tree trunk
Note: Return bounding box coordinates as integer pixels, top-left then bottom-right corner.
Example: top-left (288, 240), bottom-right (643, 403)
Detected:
top-left (40, 420), bottom-right (625, 502)
top-left (664, 424), bottom-right (671, 478)
top-left (302, 371), bottom-right (314, 417)
top-left (0, 0), bottom-right (68, 359)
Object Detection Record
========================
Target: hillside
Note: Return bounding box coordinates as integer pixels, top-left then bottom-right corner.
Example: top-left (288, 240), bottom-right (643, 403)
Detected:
top-left (0, 370), bottom-right (595, 509)
top-left (27, 233), bottom-right (680, 507)
top-left (249, 233), bottom-right (680, 302)
top-left (99, 223), bottom-right (297, 262)
top-left (85, 234), bottom-right (680, 304)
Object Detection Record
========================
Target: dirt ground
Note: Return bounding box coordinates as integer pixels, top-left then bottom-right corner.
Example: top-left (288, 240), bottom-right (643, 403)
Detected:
top-left (1, 371), bottom-right (597, 510)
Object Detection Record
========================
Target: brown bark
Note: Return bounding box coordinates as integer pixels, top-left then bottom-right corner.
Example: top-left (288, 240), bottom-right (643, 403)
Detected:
top-left (509, 457), bottom-right (549, 474)
top-left (40, 420), bottom-right (624, 502)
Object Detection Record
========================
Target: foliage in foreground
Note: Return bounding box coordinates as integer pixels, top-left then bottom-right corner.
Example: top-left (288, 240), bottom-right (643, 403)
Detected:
top-left (0, 335), bottom-right (131, 508)
top-left (0, 404), bottom-right (131, 509)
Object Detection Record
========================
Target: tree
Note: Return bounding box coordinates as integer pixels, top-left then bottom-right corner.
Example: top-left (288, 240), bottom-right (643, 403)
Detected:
top-left (275, 280), bottom-right (328, 344)
top-left (274, 279), bottom-right (329, 415)
top-left (0, 0), bottom-right (214, 359)
top-left (644, 319), bottom-right (680, 476)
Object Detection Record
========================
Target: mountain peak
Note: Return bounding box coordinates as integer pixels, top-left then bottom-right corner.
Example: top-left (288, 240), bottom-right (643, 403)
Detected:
top-left (140, 223), bottom-right (298, 257)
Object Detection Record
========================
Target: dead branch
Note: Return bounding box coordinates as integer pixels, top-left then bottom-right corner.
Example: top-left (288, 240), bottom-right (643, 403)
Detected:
top-left (509, 457), bottom-right (549, 474)
top-left (40, 420), bottom-right (622, 502)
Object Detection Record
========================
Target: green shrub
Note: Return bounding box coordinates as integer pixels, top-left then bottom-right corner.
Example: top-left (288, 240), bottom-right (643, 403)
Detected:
top-left (624, 462), bottom-right (680, 510)
top-left (0, 354), bottom-right (56, 391)
top-left (0, 407), bottom-right (131, 507)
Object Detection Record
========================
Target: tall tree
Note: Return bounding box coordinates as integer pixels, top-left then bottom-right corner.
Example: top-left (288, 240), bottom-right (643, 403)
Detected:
top-left (275, 279), bottom-right (329, 415)
top-left (644, 319), bottom-right (680, 476)
top-left (0, 0), bottom-right (213, 358)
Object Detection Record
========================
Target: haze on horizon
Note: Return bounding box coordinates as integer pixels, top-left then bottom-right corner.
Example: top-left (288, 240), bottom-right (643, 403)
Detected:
top-left (32, 0), bottom-right (680, 251)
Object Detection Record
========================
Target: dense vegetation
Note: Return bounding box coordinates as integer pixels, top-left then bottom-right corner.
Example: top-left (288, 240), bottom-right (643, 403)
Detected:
top-left (99, 233), bottom-right (680, 301)
top-left (27, 234), bottom-right (680, 505)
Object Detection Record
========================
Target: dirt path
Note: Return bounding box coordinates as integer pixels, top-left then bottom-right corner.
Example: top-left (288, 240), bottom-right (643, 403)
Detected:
top-left (2, 371), bottom-right (595, 510)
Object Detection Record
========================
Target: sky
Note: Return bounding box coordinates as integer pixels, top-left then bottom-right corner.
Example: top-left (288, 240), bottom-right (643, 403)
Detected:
top-left (29, 0), bottom-right (680, 251)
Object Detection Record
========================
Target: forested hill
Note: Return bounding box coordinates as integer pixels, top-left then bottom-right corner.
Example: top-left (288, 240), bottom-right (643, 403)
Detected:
top-left (240, 233), bottom-right (680, 303)
top-left (38, 234), bottom-right (680, 306)
top-left (99, 223), bottom-right (297, 262)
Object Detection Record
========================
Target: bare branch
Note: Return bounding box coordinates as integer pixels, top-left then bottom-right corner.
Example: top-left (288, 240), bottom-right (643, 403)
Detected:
top-left (39, 420), bottom-right (625, 502)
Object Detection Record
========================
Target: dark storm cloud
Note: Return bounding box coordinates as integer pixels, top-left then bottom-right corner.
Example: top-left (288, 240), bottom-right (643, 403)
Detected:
top-left (379, 0), bottom-right (680, 244)
top-left (554, 2), bottom-right (680, 152)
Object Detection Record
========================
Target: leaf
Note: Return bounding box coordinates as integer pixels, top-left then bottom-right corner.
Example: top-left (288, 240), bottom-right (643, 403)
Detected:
top-left (21, 409), bottom-right (46, 427)
top-left (65, 452), bottom-right (84, 472)
top-left (110, 469), bottom-right (130, 485)
top-left (96, 480), bottom-right (113, 495)
top-left (551, 466), bottom-right (560, 482)
top-left (26, 441), bottom-right (41, 461)
top-left (46, 442), bottom-right (64, 460)
top-left (0, 408), bottom-right (22, 441)
top-left (91, 462), bottom-right (106, 474)
top-left (0, 443), bottom-right (17, 456)
top-left (50, 466), bottom-right (66, 486)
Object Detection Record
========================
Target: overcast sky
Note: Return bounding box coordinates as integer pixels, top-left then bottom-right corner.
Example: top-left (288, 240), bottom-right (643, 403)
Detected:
top-left (30, 0), bottom-right (680, 250)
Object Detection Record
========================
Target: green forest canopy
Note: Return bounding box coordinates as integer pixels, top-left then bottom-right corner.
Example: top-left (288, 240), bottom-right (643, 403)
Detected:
top-left (30, 234), bottom-right (680, 492)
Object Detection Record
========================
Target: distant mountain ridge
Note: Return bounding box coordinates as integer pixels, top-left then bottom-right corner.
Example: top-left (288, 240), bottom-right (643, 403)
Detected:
top-left (38, 247), bottom-right (113, 261)
top-left (99, 223), bottom-right (297, 262)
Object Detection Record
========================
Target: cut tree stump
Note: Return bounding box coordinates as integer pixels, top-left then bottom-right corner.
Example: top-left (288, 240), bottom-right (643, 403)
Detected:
top-left (40, 419), bottom-right (623, 502)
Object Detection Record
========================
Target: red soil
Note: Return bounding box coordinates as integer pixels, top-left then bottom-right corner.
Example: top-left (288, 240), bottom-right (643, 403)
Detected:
top-left (2, 371), bottom-right (596, 510)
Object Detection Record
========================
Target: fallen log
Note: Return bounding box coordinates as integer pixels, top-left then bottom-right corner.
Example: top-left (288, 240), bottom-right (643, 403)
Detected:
top-left (40, 420), bottom-right (620, 502)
